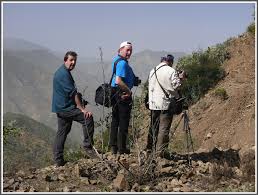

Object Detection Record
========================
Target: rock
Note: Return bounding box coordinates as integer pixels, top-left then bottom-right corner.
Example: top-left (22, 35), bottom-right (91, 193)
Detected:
top-left (180, 185), bottom-right (191, 192)
top-left (13, 182), bottom-right (20, 191)
top-left (63, 186), bottom-right (71, 192)
top-left (8, 178), bottom-right (15, 185)
top-left (131, 183), bottom-right (140, 192)
top-left (80, 177), bottom-right (90, 185)
top-left (142, 185), bottom-right (150, 192)
top-left (29, 186), bottom-right (36, 192)
top-left (3, 182), bottom-right (12, 189)
top-left (239, 146), bottom-right (255, 176)
top-left (186, 169), bottom-right (195, 178)
top-left (113, 173), bottom-right (129, 191)
top-left (234, 167), bottom-right (243, 177)
top-left (74, 164), bottom-right (80, 177)
top-left (90, 179), bottom-right (98, 185)
top-left (206, 133), bottom-right (212, 139)
top-left (119, 158), bottom-right (129, 169)
top-left (51, 175), bottom-right (58, 181)
top-left (58, 174), bottom-right (66, 181)
top-left (180, 175), bottom-right (188, 184)
top-left (239, 146), bottom-right (255, 164)
top-left (231, 144), bottom-right (240, 150)
top-left (161, 166), bottom-right (172, 174)
top-left (195, 148), bottom-right (209, 153)
top-left (17, 177), bottom-right (23, 182)
top-left (158, 182), bottom-right (167, 189)
top-left (16, 170), bottom-right (25, 177)
top-left (231, 178), bottom-right (241, 185)
top-left (26, 174), bottom-right (35, 179)
top-left (45, 185), bottom-right (50, 192)
top-left (173, 187), bottom-right (181, 192)
top-left (171, 178), bottom-right (182, 188)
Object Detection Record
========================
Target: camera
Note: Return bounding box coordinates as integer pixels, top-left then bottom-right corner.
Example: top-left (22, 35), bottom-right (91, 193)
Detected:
top-left (134, 76), bottom-right (141, 86)
top-left (177, 70), bottom-right (188, 79)
top-left (77, 92), bottom-right (88, 106)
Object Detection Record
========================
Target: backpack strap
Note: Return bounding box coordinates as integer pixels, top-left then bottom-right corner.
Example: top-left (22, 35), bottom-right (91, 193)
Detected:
top-left (109, 57), bottom-right (127, 85)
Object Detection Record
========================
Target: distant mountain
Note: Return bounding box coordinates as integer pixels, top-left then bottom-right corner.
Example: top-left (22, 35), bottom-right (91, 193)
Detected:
top-left (130, 49), bottom-right (186, 83)
top-left (3, 112), bottom-right (76, 174)
top-left (4, 37), bottom-right (49, 51)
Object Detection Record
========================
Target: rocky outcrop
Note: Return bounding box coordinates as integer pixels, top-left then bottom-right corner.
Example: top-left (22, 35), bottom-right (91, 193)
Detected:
top-left (3, 147), bottom-right (255, 192)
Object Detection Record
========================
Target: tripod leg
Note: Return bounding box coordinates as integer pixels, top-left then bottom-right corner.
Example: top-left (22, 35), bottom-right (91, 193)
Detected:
top-left (183, 114), bottom-right (191, 166)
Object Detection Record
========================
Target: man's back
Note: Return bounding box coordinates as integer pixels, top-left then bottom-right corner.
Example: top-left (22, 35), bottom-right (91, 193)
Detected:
top-left (148, 62), bottom-right (181, 110)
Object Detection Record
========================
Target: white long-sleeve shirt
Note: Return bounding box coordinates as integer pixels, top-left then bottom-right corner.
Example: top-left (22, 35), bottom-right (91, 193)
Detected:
top-left (148, 62), bottom-right (181, 110)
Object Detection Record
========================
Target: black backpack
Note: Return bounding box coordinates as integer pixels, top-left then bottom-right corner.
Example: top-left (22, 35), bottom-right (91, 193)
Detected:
top-left (95, 58), bottom-right (125, 107)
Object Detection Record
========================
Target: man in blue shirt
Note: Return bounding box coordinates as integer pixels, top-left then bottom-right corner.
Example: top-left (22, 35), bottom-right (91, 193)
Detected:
top-left (52, 51), bottom-right (96, 166)
top-left (109, 41), bottom-right (138, 155)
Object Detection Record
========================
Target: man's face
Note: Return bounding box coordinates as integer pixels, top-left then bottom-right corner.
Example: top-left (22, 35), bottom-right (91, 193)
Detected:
top-left (64, 55), bottom-right (77, 71)
top-left (119, 45), bottom-right (132, 59)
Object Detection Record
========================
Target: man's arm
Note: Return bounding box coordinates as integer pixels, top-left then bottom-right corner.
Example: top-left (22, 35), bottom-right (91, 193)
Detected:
top-left (115, 76), bottom-right (131, 95)
top-left (74, 93), bottom-right (92, 119)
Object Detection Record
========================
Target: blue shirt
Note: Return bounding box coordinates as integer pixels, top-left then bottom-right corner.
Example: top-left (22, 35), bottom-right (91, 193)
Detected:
top-left (52, 64), bottom-right (77, 113)
top-left (111, 55), bottom-right (135, 89)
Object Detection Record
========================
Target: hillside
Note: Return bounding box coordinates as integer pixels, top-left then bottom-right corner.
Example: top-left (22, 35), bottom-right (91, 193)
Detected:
top-left (2, 32), bottom-right (255, 192)
top-left (183, 32), bottom-right (255, 151)
top-left (3, 112), bottom-right (74, 174)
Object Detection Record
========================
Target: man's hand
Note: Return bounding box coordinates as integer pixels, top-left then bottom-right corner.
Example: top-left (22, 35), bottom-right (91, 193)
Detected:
top-left (179, 71), bottom-right (186, 80)
top-left (81, 108), bottom-right (92, 119)
top-left (121, 91), bottom-right (132, 100)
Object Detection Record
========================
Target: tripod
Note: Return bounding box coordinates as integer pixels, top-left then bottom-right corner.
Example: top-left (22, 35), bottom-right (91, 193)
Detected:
top-left (172, 110), bottom-right (194, 166)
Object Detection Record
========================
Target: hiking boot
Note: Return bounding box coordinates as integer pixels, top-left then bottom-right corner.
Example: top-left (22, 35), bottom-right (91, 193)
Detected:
top-left (111, 146), bottom-right (118, 155)
top-left (85, 147), bottom-right (99, 159)
top-left (160, 151), bottom-right (173, 160)
top-left (144, 147), bottom-right (153, 153)
top-left (55, 160), bottom-right (67, 167)
top-left (118, 148), bottom-right (130, 155)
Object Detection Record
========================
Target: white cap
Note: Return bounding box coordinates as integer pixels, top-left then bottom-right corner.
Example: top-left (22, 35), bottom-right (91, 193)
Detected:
top-left (119, 41), bottom-right (132, 49)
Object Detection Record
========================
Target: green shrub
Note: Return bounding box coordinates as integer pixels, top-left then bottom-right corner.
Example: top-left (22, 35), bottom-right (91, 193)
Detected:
top-left (214, 88), bottom-right (229, 100)
top-left (247, 22), bottom-right (255, 36)
top-left (177, 43), bottom-right (227, 105)
top-left (94, 128), bottom-right (110, 153)
top-left (3, 120), bottom-right (21, 144)
top-left (64, 147), bottom-right (86, 162)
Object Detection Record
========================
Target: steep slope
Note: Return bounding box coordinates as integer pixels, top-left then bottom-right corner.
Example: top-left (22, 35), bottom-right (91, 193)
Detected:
top-left (186, 32), bottom-right (255, 151)
top-left (3, 113), bottom-right (58, 174)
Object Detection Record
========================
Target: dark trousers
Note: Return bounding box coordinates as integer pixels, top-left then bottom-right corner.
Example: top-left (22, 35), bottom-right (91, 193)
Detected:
top-left (146, 110), bottom-right (173, 152)
top-left (53, 108), bottom-right (94, 163)
top-left (109, 96), bottom-right (132, 152)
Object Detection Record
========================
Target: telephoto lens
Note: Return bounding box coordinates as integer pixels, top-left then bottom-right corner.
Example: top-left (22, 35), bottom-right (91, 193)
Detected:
top-left (134, 76), bottom-right (141, 86)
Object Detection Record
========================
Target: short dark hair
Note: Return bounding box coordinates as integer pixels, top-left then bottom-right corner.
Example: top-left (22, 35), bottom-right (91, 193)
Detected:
top-left (64, 51), bottom-right (78, 61)
top-left (160, 56), bottom-right (167, 62)
top-left (166, 54), bottom-right (174, 64)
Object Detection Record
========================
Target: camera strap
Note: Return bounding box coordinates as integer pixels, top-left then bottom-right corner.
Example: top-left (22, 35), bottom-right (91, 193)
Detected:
top-left (153, 65), bottom-right (170, 99)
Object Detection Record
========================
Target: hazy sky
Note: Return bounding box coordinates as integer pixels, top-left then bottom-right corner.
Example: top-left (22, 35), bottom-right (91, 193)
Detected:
top-left (2, 2), bottom-right (255, 59)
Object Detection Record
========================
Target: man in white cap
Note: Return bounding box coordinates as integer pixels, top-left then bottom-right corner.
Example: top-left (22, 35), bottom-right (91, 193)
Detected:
top-left (109, 41), bottom-right (139, 155)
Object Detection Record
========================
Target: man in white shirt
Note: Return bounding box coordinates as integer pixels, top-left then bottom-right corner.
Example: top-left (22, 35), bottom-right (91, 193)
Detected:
top-left (146, 54), bottom-right (185, 158)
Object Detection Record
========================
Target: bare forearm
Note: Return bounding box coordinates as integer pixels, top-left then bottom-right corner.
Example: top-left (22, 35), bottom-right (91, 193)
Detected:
top-left (116, 77), bottom-right (131, 94)
top-left (75, 93), bottom-right (84, 111)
